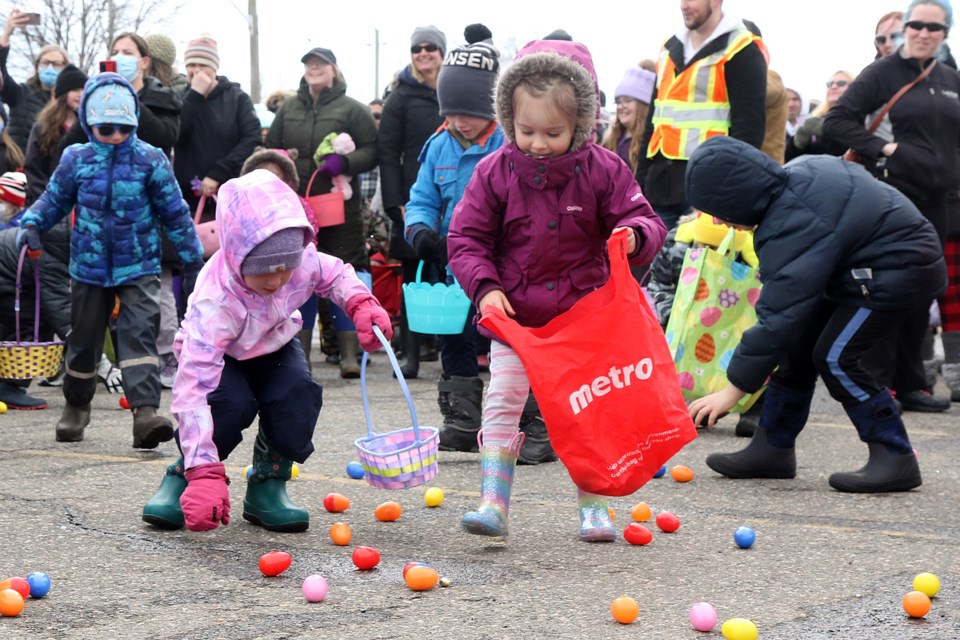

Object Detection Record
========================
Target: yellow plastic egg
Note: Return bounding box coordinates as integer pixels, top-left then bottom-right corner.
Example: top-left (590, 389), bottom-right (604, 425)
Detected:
top-left (913, 572), bottom-right (940, 598)
top-left (0, 401), bottom-right (7, 414)
top-left (291, 463), bottom-right (300, 479)
top-left (424, 487), bottom-right (444, 507)
top-left (721, 617), bottom-right (758, 640)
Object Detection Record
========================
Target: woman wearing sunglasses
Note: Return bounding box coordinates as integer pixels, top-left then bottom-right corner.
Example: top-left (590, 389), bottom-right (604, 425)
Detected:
top-left (785, 70), bottom-right (855, 161)
top-left (377, 25), bottom-right (448, 379)
top-left (874, 11), bottom-right (904, 58)
top-left (824, 0), bottom-right (959, 413)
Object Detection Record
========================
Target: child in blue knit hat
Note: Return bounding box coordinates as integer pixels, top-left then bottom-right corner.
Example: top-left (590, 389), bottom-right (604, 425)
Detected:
top-left (17, 72), bottom-right (204, 449)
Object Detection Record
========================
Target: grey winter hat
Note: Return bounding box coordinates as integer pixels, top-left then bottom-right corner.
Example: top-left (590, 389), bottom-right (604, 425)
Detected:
top-left (438, 28), bottom-right (499, 120)
top-left (410, 25), bottom-right (447, 55)
top-left (241, 227), bottom-right (305, 275)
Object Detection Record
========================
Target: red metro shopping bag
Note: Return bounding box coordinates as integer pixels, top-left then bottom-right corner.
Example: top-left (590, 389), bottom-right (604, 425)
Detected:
top-left (480, 229), bottom-right (696, 496)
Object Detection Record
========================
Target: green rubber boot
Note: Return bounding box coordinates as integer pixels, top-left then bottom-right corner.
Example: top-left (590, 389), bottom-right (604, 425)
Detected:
top-left (242, 430), bottom-right (309, 532)
top-left (142, 457), bottom-right (187, 530)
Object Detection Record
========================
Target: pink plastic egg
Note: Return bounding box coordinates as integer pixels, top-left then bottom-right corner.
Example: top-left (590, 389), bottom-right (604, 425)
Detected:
top-left (302, 575), bottom-right (328, 603)
top-left (690, 601), bottom-right (718, 631)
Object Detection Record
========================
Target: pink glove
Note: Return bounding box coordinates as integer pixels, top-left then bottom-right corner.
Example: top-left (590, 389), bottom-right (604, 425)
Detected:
top-left (346, 295), bottom-right (393, 352)
top-left (180, 462), bottom-right (231, 532)
top-left (318, 154), bottom-right (347, 177)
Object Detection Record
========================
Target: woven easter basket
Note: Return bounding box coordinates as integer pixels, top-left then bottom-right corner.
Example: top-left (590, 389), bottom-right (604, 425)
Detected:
top-left (0, 247), bottom-right (65, 379)
top-left (355, 326), bottom-right (439, 490)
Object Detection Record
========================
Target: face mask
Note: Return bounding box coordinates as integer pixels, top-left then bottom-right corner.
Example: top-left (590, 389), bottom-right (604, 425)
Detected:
top-left (38, 66), bottom-right (60, 87)
top-left (112, 54), bottom-right (141, 83)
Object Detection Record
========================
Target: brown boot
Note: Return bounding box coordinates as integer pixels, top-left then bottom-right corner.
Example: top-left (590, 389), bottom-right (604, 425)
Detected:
top-left (56, 403), bottom-right (91, 442)
top-left (132, 406), bottom-right (174, 449)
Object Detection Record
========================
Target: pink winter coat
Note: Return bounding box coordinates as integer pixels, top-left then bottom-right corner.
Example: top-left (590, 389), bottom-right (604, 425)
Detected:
top-left (172, 169), bottom-right (373, 469)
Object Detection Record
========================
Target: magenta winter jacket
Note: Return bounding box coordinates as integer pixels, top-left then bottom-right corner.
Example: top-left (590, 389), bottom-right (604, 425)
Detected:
top-left (447, 141), bottom-right (665, 331)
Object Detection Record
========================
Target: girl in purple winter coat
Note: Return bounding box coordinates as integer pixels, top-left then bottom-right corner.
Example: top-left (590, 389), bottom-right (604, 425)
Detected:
top-left (447, 39), bottom-right (667, 542)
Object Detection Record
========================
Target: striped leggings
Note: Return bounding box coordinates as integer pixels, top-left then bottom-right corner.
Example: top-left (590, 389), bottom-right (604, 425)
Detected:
top-left (481, 340), bottom-right (531, 448)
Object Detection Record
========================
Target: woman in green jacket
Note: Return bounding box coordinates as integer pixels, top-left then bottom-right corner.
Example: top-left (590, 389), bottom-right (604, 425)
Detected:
top-left (266, 46), bottom-right (378, 377)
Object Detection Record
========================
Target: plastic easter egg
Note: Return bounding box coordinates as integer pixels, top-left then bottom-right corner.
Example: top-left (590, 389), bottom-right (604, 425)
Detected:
top-left (352, 546), bottom-right (381, 570)
top-left (0, 401), bottom-right (7, 414)
top-left (913, 572), bottom-right (940, 598)
top-left (26, 571), bottom-right (51, 598)
top-left (403, 562), bottom-right (424, 578)
top-left (346, 461), bottom-right (365, 479)
top-left (903, 590), bottom-right (931, 618)
top-left (323, 493), bottom-right (350, 513)
top-left (623, 523), bottom-right (653, 546)
top-left (245, 465), bottom-right (253, 479)
top-left (4, 578), bottom-right (29, 600)
top-left (290, 464), bottom-right (300, 479)
top-left (424, 487), bottom-right (444, 507)
top-left (610, 596), bottom-right (639, 624)
top-left (119, 396), bottom-right (130, 409)
top-left (405, 565), bottom-right (439, 591)
top-left (671, 465), bottom-right (695, 482)
top-left (258, 551), bottom-right (292, 577)
top-left (656, 511), bottom-right (680, 533)
top-left (0, 589), bottom-right (23, 617)
top-left (329, 522), bottom-right (352, 546)
top-left (302, 575), bottom-right (329, 603)
top-left (734, 526), bottom-right (756, 549)
top-left (374, 501), bottom-right (403, 522)
top-left (653, 465), bottom-right (667, 478)
top-left (721, 617), bottom-right (758, 640)
top-left (631, 502), bottom-right (652, 522)
top-left (690, 602), bottom-right (718, 631)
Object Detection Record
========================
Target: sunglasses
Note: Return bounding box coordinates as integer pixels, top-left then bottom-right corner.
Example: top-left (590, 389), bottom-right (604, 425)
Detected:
top-left (874, 32), bottom-right (902, 46)
top-left (95, 124), bottom-right (134, 136)
top-left (825, 80), bottom-right (849, 88)
top-left (904, 20), bottom-right (948, 32)
top-left (410, 43), bottom-right (439, 54)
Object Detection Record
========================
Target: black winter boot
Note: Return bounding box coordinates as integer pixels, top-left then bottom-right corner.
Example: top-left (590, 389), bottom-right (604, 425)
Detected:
top-left (829, 390), bottom-right (921, 493)
top-left (518, 392), bottom-right (557, 465)
top-left (734, 394), bottom-right (764, 438)
top-left (705, 426), bottom-right (797, 478)
top-left (0, 381), bottom-right (47, 410)
top-left (437, 375), bottom-right (484, 452)
top-left (132, 406), bottom-right (174, 449)
top-left (56, 403), bottom-right (91, 442)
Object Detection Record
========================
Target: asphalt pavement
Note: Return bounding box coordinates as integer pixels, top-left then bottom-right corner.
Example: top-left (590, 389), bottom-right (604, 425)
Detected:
top-left (0, 349), bottom-right (957, 639)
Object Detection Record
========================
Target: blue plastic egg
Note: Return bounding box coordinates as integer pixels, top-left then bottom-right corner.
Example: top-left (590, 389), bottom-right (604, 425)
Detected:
top-left (346, 461), bottom-right (365, 479)
top-left (653, 465), bottom-right (666, 478)
top-left (734, 525), bottom-right (756, 549)
top-left (26, 572), bottom-right (51, 598)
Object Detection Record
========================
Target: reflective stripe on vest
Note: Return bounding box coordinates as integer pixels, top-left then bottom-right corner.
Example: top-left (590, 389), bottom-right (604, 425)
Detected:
top-left (648, 30), bottom-right (758, 160)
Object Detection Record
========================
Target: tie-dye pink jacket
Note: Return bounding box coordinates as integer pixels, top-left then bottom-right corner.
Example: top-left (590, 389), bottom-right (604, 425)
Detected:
top-left (172, 170), bottom-right (373, 469)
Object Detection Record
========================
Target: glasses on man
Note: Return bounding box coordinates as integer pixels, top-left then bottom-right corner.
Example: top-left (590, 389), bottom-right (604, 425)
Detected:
top-left (904, 20), bottom-right (948, 32)
top-left (410, 44), bottom-right (439, 54)
top-left (38, 58), bottom-right (65, 69)
top-left (825, 80), bottom-right (849, 88)
top-left (874, 32), bottom-right (902, 46)
top-left (95, 124), bottom-right (134, 136)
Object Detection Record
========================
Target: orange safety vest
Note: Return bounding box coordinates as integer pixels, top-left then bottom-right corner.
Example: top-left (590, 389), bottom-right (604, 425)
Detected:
top-left (647, 30), bottom-right (761, 160)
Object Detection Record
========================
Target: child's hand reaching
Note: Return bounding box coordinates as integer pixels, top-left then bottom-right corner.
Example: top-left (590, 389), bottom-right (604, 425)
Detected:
top-left (180, 462), bottom-right (231, 532)
top-left (346, 294), bottom-right (393, 352)
top-left (479, 290), bottom-right (515, 317)
top-left (612, 227), bottom-right (637, 254)
top-left (688, 384), bottom-right (747, 429)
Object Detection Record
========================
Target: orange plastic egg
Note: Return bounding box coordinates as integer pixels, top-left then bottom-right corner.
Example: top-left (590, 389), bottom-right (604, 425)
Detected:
top-left (611, 596), bottom-right (639, 624)
top-left (329, 522), bottom-right (353, 546)
top-left (404, 565), bottom-right (439, 591)
top-left (374, 501), bottom-right (403, 522)
top-left (0, 589), bottom-right (24, 617)
top-left (323, 493), bottom-right (350, 513)
top-left (903, 590), bottom-right (931, 618)
top-left (631, 501), bottom-right (652, 522)
top-left (0, 578), bottom-right (29, 600)
top-left (671, 465), bottom-right (695, 482)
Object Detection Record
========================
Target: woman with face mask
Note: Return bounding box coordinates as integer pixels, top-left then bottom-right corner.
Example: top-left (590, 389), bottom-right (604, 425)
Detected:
top-left (0, 8), bottom-right (69, 151)
top-left (59, 32), bottom-right (182, 157)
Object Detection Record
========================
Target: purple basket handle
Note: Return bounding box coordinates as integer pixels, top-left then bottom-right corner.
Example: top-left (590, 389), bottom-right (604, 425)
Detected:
top-left (14, 245), bottom-right (41, 343)
top-left (360, 325), bottom-right (421, 441)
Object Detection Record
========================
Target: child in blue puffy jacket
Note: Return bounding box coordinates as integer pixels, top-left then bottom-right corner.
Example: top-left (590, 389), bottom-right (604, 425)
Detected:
top-left (17, 72), bottom-right (203, 449)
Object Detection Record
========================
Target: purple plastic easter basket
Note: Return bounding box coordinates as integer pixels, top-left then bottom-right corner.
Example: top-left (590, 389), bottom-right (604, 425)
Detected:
top-left (0, 247), bottom-right (64, 380)
top-left (355, 325), bottom-right (439, 490)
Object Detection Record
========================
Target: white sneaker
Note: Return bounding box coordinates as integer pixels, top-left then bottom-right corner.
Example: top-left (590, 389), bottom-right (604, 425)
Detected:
top-left (159, 353), bottom-right (177, 389)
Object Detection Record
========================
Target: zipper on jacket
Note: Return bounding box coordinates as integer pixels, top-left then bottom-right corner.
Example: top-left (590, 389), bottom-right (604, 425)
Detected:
top-left (105, 148), bottom-right (116, 279)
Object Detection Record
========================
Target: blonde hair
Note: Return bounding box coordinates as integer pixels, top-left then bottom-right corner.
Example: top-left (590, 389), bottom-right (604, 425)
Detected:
top-left (811, 70), bottom-right (856, 117)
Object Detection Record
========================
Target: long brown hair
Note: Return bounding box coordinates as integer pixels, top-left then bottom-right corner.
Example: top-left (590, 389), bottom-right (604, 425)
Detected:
top-left (35, 93), bottom-right (76, 156)
top-left (2, 129), bottom-right (25, 170)
top-left (602, 60), bottom-right (655, 172)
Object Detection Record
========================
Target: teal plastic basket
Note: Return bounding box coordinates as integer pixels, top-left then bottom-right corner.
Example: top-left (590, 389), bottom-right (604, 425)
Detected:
top-left (402, 261), bottom-right (471, 335)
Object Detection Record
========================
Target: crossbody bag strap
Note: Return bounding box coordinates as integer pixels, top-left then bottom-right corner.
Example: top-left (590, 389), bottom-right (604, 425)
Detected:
top-left (867, 60), bottom-right (936, 134)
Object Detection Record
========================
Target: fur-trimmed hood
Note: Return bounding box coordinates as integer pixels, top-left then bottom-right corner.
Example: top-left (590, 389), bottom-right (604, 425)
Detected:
top-left (496, 39), bottom-right (599, 152)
